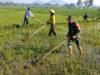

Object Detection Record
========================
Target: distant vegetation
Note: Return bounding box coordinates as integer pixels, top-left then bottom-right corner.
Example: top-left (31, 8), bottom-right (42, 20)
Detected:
top-left (0, 1), bottom-right (100, 8)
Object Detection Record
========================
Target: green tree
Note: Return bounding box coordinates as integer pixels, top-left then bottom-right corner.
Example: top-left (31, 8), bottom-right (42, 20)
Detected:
top-left (89, 0), bottom-right (93, 6)
top-left (84, 0), bottom-right (93, 7)
top-left (77, 0), bottom-right (83, 7)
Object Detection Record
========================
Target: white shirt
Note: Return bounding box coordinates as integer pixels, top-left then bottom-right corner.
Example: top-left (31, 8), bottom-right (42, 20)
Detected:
top-left (29, 11), bottom-right (34, 17)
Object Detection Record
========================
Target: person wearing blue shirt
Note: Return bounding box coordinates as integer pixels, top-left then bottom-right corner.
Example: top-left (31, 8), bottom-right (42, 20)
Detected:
top-left (84, 13), bottom-right (88, 21)
top-left (23, 7), bottom-right (35, 26)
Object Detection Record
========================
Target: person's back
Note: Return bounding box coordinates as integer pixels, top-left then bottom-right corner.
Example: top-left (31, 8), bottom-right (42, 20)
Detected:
top-left (68, 21), bottom-right (78, 36)
top-left (49, 15), bottom-right (55, 25)
top-left (23, 7), bottom-right (34, 26)
top-left (24, 10), bottom-right (30, 19)
top-left (84, 14), bottom-right (88, 20)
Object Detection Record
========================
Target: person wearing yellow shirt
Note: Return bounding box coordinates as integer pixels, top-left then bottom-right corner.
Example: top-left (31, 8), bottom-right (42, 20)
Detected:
top-left (47, 9), bottom-right (56, 36)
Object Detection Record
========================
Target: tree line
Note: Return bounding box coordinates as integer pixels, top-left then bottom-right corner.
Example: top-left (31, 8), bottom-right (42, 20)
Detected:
top-left (0, 0), bottom-right (95, 8)
top-left (77, 0), bottom-right (93, 7)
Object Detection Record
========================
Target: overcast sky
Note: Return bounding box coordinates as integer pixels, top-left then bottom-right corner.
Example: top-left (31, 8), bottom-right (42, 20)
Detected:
top-left (0, 0), bottom-right (100, 6)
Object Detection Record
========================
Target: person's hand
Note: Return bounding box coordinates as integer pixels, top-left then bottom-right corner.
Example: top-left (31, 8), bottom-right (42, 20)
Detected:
top-left (32, 16), bottom-right (35, 18)
top-left (72, 36), bottom-right (76, 39)
top-left (47, 21), bottom-right (49, 24)
top-left (66, 34), bottom-right (69, 37)
top-left (45, 23), bottom-right (49, 25)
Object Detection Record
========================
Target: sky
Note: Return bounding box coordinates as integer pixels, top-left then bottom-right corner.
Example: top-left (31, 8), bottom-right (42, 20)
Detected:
top-left (0, 0), bottom-right (100, 6)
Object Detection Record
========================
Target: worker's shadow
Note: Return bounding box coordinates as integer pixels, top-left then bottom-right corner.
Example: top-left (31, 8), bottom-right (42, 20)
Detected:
top-left (97, 17), bottom-right (100, 20)
top-left (4, 24), bottom-right (21, 29)
top-left (12, 24), bottom-right (21, 28)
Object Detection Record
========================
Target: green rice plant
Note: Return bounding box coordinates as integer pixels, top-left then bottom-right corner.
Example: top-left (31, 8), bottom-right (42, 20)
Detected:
top-left (94, 58), bottom-right (97, 68)
top-left (98, 64), bottom-right (100, 73)
top-left (6, 70), bottom-right (12, 75)
top-left (14, 62), bottom-right (18, 69)
top-left (0, 70), bottom-right (3, 75)
top-left (63, 62), bottom-right (68, 75)
top-left (37, 69), bottom-right (40, 75)
top-left (87, 68), bottom-right (91, 75)
top-left (5, 65), bottom-right (10, 71)
top-left (29, 64), bottom-right (32, 69)
top-left (0, 6), bottom-right (100, 74)
top-left (24, 69), bottom-right (29, 75)
top-left (47, 68), bottom-right (51, 75)
top-left (18, 66), bottom-right (23, 74)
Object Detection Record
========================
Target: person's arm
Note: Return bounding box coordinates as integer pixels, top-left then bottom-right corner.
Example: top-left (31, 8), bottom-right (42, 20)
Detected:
top-left (86, 14), bottom-right (88, 16)
top-left (29, 11), bottom-right (34, 18)
top-left (74, 23), bottom-right (81, 36)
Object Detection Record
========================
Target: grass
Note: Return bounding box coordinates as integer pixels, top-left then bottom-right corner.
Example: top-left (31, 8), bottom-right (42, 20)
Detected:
top-left (0, 6), bottom-right (100, 75)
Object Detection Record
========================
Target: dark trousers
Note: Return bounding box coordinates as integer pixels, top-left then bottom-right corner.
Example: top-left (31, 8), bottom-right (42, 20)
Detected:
top-left (49, 24), bottom-right (56, 36)
top-left (24, 18), bottom-right (29, 25)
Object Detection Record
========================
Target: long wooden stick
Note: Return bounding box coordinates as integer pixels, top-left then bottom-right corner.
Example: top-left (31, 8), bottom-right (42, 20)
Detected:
top-left (24, 18), bottom-right (47, 41)
top-left (35, 18), bottom-right (46, 25)
top-left (26, 25), bottom-right (46, 40)
top-left (33, 40), bottom-right (67, 65)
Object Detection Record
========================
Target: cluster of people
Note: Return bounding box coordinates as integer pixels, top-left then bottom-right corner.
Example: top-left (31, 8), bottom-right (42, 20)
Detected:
top-left (23, 7), bottom-right (83, 55)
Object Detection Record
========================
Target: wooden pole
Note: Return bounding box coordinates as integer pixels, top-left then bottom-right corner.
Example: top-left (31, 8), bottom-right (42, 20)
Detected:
top-left (33, 40), bottom-right (67, 65)
top-left (24, 18), bottom-right (47, 41)
top-left (25, 25), bottom-right (46, 40)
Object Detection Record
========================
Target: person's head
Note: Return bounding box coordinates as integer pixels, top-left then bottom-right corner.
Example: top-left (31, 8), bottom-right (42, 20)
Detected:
top-left (67, 15), bottom-right (74, 23)
top-left (49, 9), bottom-right (55, 15)
top-left (27, 7), bottom-right (30, 10)
top-left (85, 13), bottom-right (88, 15)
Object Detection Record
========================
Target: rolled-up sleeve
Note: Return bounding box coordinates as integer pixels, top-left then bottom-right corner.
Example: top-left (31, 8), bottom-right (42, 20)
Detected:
top-left (29, 11), bottom-right (34, 17)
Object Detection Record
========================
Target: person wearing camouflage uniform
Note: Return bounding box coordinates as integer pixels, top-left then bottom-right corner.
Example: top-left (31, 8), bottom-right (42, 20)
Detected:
top-left (67, 16), bottom-right (82, 55)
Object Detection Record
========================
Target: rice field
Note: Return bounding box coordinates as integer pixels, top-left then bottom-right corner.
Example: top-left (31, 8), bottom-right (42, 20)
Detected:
top-left (0, 6), bottom-right (100, 75)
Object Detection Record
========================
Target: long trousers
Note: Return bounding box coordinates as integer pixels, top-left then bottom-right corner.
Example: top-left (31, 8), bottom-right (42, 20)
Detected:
top-left (49, 24), bottom-right (56, 36)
